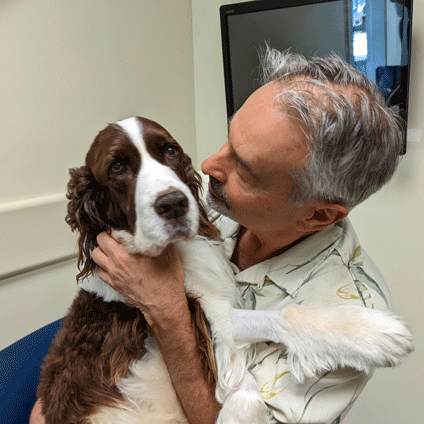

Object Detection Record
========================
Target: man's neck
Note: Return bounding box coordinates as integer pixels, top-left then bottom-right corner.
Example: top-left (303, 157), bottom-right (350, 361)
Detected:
top-left (231, 227), bottom-right (313, 272)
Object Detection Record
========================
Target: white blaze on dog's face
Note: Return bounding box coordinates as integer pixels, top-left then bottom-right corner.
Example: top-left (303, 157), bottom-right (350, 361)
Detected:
top-left (88, 117), bottom-right (199, 256)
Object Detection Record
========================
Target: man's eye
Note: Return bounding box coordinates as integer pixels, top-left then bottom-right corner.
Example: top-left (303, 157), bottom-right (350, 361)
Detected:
top-left (236, 165), bottom-right (248, 180)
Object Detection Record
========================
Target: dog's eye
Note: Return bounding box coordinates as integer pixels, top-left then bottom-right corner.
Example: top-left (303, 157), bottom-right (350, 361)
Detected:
top-left (109, 161), bottom-right (126, 175)
top-left (165, 146), bottom-right (178, 159)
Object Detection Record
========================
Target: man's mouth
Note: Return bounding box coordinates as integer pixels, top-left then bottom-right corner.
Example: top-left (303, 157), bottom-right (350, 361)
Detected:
top-left (209, 182), bottom-right (222, 201)
top-left (208, 177), bottom-right (231, 209)
top-left (209, 177), bottom-right (225, 201)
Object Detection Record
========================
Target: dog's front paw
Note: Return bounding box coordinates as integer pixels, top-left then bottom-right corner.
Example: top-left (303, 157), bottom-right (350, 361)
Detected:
top-left (216, 372), bottom-right (269, 424)
top-left (282, 305), bottom-right (414, 382)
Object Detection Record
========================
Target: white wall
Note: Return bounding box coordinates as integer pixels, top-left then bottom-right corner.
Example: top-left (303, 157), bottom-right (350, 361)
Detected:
top-left (0, 0), bottom-right (196, 207)
top-left (192, 0), bottom-right (242, 167)
top-left (346, 0), bottom-right (424, 420)
top-left (0, 0), bottom-right (195, 349)
top-left (192, 0), bottom-right (423, 423)
top-left (0, 257), bottom-right (80, 349)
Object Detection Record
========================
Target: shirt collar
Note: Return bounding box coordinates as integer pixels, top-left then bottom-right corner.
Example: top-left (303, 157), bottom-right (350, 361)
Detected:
top-left (225, 220), bottom-right (344, 297)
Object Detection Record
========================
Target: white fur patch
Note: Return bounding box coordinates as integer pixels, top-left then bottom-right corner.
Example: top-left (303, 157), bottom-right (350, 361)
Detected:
top-left (216, 370), bottom-right (268, 424)
top-left (86, 337), bottom-right (188, 424)
top-left (281, 304), bottom-right (414, 382)
top-left (79, 270), bottom-right (126, 303)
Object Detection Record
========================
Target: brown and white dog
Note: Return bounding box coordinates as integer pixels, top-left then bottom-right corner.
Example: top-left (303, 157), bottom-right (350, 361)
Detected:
top-left (37, 117), bottom-right (261, 424)
top-left (37, 117), bottom-right (413, 424)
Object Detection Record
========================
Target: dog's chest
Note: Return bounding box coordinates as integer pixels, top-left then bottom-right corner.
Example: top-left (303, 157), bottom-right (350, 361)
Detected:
top-left (87, 336), bottom-right (189, 424)
top-left (80, 237), bottom-right (238, 423)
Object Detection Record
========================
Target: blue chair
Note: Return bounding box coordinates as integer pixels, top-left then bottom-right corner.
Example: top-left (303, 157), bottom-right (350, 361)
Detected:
top-left (0, 319), bottom-right (63, 424)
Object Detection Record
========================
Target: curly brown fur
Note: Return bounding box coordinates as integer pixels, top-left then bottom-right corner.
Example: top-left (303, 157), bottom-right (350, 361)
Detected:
top-left (37, 292), bottom-right (215, 424)
top-left (37, 291), bottom-right (150, 423)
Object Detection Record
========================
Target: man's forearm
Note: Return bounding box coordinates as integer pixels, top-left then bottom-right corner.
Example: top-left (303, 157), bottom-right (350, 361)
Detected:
top-left (152, 301), bottom-right (221, 424)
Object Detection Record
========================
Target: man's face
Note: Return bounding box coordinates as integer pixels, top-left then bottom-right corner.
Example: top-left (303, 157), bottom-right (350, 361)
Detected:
top-left (201, 82), bottom-right (311, 235)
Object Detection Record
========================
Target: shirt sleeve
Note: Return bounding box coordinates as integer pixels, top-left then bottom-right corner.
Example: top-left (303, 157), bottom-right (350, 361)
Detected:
top-left (249, 344), bottom-right (372, 424)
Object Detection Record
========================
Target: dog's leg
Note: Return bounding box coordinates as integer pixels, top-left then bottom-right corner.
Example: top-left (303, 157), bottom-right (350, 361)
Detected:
top-left (231, 309), bottom-right (284, 343)
top-left (196, 303), bottom-right (269, 424)
top-left (231, 304), bottom-right (414, 382)
top-left (216, 369), bottom-right (269, 424)
top-left (195, 296), bottom-right (268, 424)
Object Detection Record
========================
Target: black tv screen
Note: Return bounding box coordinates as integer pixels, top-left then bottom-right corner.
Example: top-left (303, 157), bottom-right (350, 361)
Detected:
top-left (220, 0), bottom-right (413, 152)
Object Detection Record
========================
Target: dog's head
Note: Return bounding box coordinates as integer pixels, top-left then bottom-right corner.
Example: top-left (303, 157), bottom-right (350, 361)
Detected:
top-left (66, 117), bottom-right (219, 281)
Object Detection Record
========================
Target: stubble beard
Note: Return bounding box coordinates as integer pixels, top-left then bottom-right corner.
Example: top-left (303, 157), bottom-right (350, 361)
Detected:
top-left (206, 176), bottom-right (234, 220)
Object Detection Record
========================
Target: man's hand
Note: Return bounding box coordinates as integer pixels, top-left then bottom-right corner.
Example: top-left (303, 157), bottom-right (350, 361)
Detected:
top-left (92, 232), bottom-right (186, 328)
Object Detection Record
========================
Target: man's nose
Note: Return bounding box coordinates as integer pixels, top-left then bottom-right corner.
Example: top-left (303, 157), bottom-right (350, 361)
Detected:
top-left (201, 143), bottom-right (230, 182)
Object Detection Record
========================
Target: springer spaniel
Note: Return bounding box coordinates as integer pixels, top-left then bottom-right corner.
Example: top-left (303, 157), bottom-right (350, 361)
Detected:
top-left (37, 117), bottom-right (413, 424)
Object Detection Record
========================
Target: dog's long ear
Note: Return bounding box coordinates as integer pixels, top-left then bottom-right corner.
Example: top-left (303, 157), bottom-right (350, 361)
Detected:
top-left (66, 166), bottom-right (109, 282)
top-left (182, 154), bottom-right (221, 240)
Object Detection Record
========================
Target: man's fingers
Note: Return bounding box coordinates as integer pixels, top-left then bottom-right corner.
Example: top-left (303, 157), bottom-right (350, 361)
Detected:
top-left (91, 246), bottom-right (113, 286)
top-left (96, 231), bottom-right (119, 256)
top-left (97, 266), bottom-right (112, 286)
top-left (91, 244), bottom-right (107, 269)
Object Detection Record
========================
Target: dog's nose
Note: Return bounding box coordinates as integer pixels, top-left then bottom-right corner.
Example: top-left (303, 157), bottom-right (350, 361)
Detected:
top-left (154, 190), bottom-right (189, 219)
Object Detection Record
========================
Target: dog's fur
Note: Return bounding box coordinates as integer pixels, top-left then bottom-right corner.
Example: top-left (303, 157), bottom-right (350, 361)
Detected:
top-left (37, 117), bottom-right (413, 424)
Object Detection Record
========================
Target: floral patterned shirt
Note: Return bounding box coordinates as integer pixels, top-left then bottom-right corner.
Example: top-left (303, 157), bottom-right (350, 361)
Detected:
top-left (210, 212), bottom-right (391, 424)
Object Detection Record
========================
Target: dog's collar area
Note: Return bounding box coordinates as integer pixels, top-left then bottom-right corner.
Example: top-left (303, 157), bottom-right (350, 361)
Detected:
top-left (79, 271), bottom-right (127, 304)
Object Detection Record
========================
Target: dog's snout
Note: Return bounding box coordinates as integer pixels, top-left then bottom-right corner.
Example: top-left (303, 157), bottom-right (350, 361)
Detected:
top-left (154, 190), bottom-right (189, 220)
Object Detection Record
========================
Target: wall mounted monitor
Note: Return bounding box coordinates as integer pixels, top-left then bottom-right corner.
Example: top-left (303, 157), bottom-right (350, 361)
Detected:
top-left (220, 0), bottom-right (413, 152)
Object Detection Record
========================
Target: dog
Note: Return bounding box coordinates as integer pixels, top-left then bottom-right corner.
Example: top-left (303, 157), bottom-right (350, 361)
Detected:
top-left (37, 117), bottom-right (413, 424)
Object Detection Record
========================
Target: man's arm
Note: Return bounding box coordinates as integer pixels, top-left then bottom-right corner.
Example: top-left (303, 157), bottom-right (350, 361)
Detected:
top-left (151, 300), bottom-right (220, 423)
top-left (92, 232), bottom-right (221, 424)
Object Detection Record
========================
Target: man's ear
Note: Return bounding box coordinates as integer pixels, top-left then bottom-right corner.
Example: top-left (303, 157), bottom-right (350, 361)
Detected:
top-left (296, 203), bottom-right (348, 233)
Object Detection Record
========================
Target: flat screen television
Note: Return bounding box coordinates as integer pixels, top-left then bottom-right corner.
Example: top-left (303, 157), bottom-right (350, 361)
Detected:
top-left (220, 0), bottom-right (413, 152)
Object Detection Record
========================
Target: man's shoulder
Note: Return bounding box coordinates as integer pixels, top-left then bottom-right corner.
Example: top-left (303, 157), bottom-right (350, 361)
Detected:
top-left (294, 219), bottom-right (392, 311)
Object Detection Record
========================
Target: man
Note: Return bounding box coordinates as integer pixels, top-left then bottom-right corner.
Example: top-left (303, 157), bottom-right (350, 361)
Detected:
top-left (31, 50), bottom-right (403, 423)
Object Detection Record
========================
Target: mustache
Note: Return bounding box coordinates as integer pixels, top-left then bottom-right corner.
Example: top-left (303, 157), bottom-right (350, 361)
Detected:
top-left (209, 176), bottom-right (230, 206)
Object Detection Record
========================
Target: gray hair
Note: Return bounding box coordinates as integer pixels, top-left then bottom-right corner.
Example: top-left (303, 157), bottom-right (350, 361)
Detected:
top-left (260, 47), bottom-right (404, 210)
